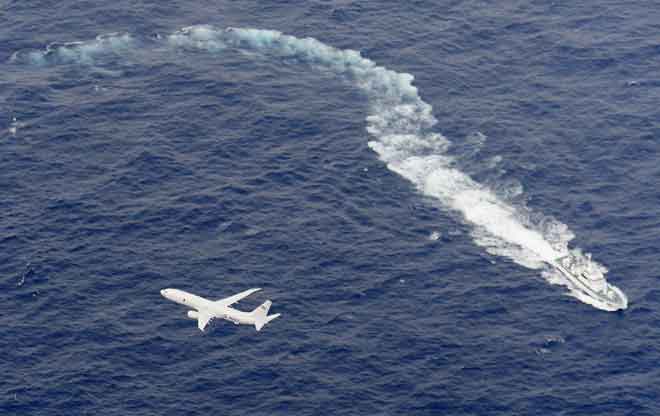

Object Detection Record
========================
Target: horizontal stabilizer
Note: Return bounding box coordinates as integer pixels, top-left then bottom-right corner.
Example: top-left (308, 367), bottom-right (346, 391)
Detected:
top-left (253, 300), bottom-right (279, 331)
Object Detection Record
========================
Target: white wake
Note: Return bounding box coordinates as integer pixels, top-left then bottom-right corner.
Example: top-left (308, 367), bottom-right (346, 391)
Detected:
top-left (10, 25), bottom-right (627, 310)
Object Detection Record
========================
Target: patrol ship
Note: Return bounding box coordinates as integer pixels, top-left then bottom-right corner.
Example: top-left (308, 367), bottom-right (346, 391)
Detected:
top-left (551, 254), bottom-right (627, 311)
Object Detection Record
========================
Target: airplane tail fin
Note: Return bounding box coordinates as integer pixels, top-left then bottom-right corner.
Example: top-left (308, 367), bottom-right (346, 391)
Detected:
top-left (252, 300), bottom-right (280, 331)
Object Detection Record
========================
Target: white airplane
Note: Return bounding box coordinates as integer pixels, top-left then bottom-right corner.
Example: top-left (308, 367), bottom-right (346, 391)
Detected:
top-left (160, 288), bottom-right (280, 332)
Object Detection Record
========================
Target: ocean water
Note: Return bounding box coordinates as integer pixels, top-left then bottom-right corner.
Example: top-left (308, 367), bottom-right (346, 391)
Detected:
top-left (2, 1), bottom-right (660, 414)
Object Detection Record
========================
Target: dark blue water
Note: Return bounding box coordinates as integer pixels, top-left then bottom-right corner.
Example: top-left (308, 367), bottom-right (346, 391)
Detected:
top-left (2, 1), bottom-right (660, 415)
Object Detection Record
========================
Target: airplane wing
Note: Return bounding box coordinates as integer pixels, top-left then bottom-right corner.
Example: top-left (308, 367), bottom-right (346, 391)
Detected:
top-left (197, 311), bottom-right (212, 331)
top-left (215, 288), bottom-right (261, 308)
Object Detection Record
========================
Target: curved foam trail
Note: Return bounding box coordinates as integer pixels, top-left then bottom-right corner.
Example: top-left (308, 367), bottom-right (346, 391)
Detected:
top-left (10, 26), bottom-right (627, 310)
top-left (167, 26), bottom-right (562, 268)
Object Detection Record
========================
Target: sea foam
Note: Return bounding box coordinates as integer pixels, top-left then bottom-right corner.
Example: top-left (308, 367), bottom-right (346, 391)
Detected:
top-left (10, 33), bottom-right (133, 65)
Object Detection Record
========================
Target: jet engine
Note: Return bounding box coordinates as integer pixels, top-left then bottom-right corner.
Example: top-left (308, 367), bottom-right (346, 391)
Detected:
top-left (187, 310), bottom-right (199, 320)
